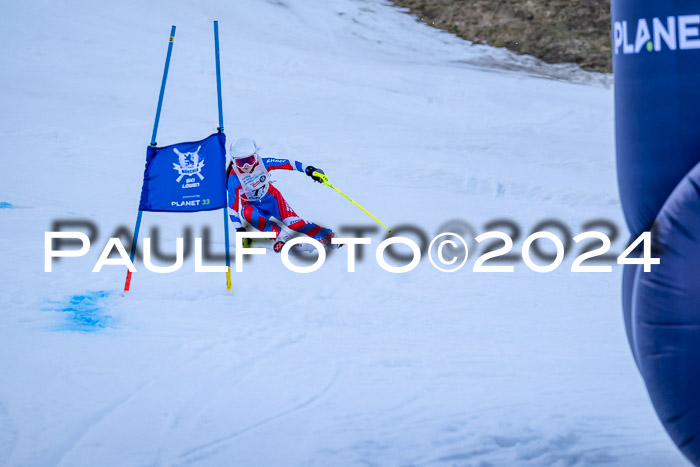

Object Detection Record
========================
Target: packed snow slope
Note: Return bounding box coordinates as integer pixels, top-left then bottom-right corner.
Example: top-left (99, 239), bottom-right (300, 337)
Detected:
top-left (0, 0), bottom-right (689, 465)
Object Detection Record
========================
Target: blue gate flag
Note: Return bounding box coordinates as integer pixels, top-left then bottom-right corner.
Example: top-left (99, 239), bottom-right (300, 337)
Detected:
top-left (139, 132), bottom-right (227, 212)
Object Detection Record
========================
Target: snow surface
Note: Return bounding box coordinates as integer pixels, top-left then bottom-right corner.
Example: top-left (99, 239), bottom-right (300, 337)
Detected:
top-left (0, 0), bottom-right (689, 465)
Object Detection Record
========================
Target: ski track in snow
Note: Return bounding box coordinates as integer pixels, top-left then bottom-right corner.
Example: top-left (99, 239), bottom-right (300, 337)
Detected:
top-left (0, 0), bottom-right (690, 465)
top-left (56, 330), bottom-right (313, 465)
top-left (175, 368), bottom-right (339, 465)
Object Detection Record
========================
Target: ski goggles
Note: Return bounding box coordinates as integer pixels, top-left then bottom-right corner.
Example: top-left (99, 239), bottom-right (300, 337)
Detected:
top-left (234, 155), bottom-right (257, 171)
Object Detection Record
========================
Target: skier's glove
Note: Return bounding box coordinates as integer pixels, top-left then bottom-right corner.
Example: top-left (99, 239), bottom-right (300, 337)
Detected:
top-left (236, 227), bottom-right (253, 248)
top-left (305, 165), bottom-right (325, 183)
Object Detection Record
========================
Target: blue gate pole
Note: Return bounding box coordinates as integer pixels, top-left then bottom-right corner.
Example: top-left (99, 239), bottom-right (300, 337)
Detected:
top-left (214, 21), bottom-right (224, 133)
top-left (123, 210), bottom-right (142, 292)
top-left (125, 26), bottom-right (176, 293)
top-left (214, 20), bottom-right (231, 291)
top-left (151, 25), bottom-right (176, 146)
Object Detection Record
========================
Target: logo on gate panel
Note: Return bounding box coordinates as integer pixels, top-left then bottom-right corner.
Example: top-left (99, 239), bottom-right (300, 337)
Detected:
top-left (173, 146), bottom-right (205, 183)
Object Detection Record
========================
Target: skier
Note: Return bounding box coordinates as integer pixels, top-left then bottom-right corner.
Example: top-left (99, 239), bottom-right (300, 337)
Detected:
top-left (227, 137), bottom-right (336, 252)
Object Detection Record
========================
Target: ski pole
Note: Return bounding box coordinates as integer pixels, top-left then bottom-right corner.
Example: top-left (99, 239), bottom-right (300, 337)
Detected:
top-left (313, 171), bottom-right (392, 233)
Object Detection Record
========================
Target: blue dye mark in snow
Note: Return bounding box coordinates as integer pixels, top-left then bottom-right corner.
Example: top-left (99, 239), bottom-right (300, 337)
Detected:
top-left (50, 291), bottom-right (114, 331)
top-left (0, 202), bottom-right (14, 209)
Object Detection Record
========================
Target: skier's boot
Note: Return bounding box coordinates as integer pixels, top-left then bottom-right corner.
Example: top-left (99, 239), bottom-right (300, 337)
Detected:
top-left (319, 231), bottom-right (343, 249)
top-left (273, 230), bottom-right (293, 253)
top-left (237, 227), bottom-right (253, 248)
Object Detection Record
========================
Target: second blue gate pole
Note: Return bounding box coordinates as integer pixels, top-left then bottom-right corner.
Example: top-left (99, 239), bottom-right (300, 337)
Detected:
top-left (214, 20), bottom-right (231, 291)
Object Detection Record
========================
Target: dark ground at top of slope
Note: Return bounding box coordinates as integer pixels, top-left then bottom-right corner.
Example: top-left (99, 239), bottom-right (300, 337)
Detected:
top-left (390, 0), bottom-right (612, 73)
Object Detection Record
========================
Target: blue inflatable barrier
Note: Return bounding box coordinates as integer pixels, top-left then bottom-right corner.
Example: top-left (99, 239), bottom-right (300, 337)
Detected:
top-left (613, 1), bottom-right (700, 464)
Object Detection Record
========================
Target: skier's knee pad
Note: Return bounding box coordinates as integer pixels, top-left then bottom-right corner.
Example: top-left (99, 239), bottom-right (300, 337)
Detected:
top-left (613, 0), bottom-right (700, 463)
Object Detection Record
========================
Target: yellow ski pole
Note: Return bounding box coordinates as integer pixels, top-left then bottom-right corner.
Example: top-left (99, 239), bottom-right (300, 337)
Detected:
top-left (313, 171), bottom-right (392, 234)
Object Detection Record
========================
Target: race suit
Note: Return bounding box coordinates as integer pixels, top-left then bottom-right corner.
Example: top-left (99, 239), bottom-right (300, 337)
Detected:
top-left (228, 157), bottom-right (332, 240)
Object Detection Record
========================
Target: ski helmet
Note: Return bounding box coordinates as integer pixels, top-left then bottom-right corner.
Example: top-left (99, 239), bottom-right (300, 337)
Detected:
top-left (229, 137), bottom-right (259, 173)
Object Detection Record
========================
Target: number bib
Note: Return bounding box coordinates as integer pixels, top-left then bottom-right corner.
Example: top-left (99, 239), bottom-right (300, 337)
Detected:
top-left (236, 163), bottom-right (270, 202)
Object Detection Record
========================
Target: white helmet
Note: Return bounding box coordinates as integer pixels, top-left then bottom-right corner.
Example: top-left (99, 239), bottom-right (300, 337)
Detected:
top-left (230, 137), bottom-right (258, 158)
top-left (229, 137), bottom-right (259, 173)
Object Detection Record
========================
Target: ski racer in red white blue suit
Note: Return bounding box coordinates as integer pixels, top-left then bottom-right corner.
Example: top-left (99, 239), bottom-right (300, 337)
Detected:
top-left (227, 137), bottom-right (334, 251)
